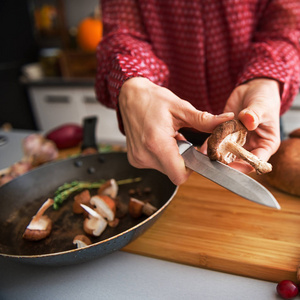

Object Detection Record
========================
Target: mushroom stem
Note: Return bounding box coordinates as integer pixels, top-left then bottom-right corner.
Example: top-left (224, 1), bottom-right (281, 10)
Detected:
top-left (224, 141), bottom-right (272, 174)
top-left (31, 198), bottom-right (54, 222)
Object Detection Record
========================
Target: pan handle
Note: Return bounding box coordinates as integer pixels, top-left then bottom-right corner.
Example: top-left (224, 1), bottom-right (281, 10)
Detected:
top-left (81, 116), bottom-right (98, 151)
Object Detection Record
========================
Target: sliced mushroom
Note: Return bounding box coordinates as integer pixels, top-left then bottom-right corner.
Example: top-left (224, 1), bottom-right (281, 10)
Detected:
top-left (128, 197), bottom-right (144, 218)
top-left (23, 198), bottom-right (54, 241)
top-left (81, 204), bottom-right (108, 237)
top-left (73, 189), bottom-right (91, 214)
top-left (73, 234), bottom-right (92, 248)
top-left (142, 202), bottom-right (158, 216)
top-left (207, 119), bottom-right (272, 174)
top-left (90, 195), bottom-right (116, 222)
top-left (128, 197), bottom-right (158, 218)
top-left (97, 178), bottom-right (118, 199)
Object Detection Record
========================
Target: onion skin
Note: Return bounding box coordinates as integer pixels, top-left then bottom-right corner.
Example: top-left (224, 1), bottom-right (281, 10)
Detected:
top-left (46, 124), bottom-right (83, 149)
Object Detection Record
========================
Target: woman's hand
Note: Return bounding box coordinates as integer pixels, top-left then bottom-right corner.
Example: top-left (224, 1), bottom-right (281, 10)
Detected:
top-left (223, 78), bottom-right (281, 173)
top-left (119, 77), bottom-right (234, 185)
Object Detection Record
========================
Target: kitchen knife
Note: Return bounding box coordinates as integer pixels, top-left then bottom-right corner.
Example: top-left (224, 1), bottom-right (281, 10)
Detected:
top-left (177, 140), bottom-right (280, 209)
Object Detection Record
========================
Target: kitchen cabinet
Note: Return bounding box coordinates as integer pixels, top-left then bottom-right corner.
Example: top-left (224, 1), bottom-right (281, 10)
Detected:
top-left (28, 84), bottom-right (126, 143)
top-left (281, 93), bottom-right (300, 138)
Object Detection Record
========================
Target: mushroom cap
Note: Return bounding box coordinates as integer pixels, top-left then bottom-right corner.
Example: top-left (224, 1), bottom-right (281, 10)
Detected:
top-left (73, 189), bottom-right (91, 214)
top-left (22, 198), bottom-right (54, 241)
top-left (90, 195), bottom-right (116, 221)
top-left (128, 197), bottom-right (144, 218)
top-left (98, 179), bottom-right (119, 199)
top-left (83, 214), bottom-right (107, 236)
top-left (207, 119), bottom-right (247, 164)
top-left (23, 217), bottom-right (52, 241)
top-left (73, 234), bottom-right (92, 248)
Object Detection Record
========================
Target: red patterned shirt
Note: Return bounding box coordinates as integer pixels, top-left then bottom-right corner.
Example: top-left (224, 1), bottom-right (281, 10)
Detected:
top-left (95, 0), bottom-right (300, 130)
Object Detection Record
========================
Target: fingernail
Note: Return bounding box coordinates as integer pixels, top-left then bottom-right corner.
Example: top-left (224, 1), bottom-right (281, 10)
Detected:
top-left (216, 112), bottom-right (235, 118)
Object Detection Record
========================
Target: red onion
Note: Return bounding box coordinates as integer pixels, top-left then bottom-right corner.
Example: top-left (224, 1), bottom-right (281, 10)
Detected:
top-left (46, 124), bottom-right (83, 149)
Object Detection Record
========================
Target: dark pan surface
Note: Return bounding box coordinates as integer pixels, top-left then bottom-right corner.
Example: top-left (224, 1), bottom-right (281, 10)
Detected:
top-left (0, 152), bottom-right (177, 266)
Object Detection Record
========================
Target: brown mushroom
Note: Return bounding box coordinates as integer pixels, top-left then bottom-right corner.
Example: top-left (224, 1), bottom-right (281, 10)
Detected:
top-left (207, 119), bottom-right (272, 174)
top-left (73, 189), bottom-right (91, 214)
top-left (73, 234), bottom-right (92, 248)
top-left (128, 197), bottom-right (158, 218)
top-left (90, 195), bottom-right (116, 222)
top-left (81, 204), bottom-right (108, 237)
top-left (128, 197), bottom-right (144, 218)
top-left (23, 198), bottom-right (54, 241)
top-left (97, 178), bottom-right (118, 199)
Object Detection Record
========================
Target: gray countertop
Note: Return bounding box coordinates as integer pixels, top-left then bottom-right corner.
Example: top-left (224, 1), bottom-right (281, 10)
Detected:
top-left (0, 130), bottom-right (280, 300)
top-left (0, 251), bottom-right (277, 300)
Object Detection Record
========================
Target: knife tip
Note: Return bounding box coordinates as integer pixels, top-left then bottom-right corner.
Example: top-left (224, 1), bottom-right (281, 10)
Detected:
top-left (274, 202), bottom-right (281, 210)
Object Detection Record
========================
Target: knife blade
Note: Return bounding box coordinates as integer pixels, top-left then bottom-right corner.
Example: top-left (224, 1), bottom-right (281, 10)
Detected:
top-left (177, 140), bottom-right (280, 209)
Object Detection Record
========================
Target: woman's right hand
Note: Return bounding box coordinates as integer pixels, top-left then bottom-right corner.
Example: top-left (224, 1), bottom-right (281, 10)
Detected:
top-left (118, 77), bottom-right (234, 185)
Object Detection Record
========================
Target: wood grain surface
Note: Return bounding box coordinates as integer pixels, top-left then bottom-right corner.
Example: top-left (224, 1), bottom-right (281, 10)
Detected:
top-left (123, 171), bottom-right (300, 283)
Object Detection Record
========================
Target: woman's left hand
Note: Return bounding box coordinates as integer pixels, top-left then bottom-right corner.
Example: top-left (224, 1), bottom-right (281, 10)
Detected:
top-left (222, 78), bottom-right (281, 173)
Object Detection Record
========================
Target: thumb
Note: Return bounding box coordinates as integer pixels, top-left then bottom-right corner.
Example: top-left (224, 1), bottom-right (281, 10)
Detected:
top-left (182, 110), bottom-right (235, 133)
top-left (238, 108), bottom-right (260, 131)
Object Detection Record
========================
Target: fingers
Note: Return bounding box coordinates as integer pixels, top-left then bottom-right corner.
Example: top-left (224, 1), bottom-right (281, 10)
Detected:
top-left (238, 109), bottom-right (260, 131)
top-left (156, 139), bottom-right (193, 185)
top-left (173, 101), bottom-right (235, 133)
top-left (127, 133), bottom-right (192, 186)
top-left (228, 160), bottom-right (255, 174)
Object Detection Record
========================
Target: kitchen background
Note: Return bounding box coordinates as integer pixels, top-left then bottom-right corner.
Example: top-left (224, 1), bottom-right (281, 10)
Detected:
top-left (0, 0), bottom-right (299, 143)
top-left (0, 0), bottom-right (125, 144)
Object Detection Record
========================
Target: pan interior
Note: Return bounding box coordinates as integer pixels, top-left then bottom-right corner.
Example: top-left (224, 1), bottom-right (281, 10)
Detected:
top-left (0, 153), bottom-right (176, 257)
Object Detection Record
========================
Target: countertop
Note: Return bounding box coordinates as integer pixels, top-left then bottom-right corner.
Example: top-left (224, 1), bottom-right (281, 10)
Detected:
top-left (0, 130), bottom-right (280, 300)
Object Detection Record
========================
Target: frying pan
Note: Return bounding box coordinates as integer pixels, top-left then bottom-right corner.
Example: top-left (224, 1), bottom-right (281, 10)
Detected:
top-left (0, 118), bottom-right (177, 266)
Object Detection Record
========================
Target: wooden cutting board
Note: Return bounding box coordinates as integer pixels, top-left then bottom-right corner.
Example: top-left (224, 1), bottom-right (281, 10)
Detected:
top-left (123, 171), bottom-right (300, 283)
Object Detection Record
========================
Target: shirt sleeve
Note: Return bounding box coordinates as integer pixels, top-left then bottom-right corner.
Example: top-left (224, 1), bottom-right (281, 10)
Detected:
top-left (95, 0), bottom-right (169, 132)
top-left (236, 0), bottom-right (300, 114)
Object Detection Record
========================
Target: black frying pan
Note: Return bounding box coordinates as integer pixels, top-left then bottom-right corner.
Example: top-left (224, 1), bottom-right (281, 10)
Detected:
top-left (0, 117), bottom-right (177, 266)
